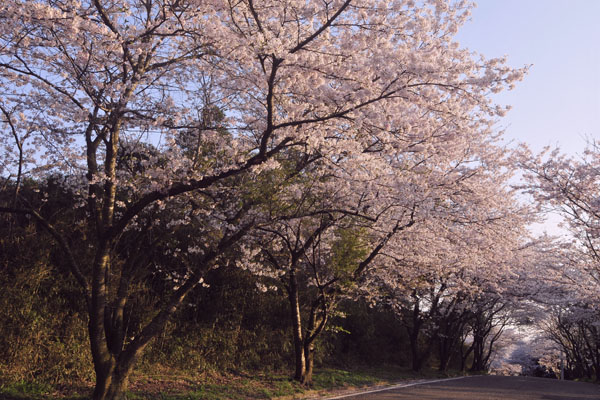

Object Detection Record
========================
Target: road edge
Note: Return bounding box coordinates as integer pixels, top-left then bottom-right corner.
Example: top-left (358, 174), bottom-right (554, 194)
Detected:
top-left (323, 376), bottom-right (471, 399)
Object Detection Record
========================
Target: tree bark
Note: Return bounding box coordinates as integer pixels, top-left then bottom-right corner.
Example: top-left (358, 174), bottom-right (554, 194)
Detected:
top-left (470, 328), bottom-right (488, 372)
top-left (459, 338), bottom-right (474, 372)
top-left (436, 308), bottom-right (468, 372)
top-left (409, 333), bottom-right (422, 371)
top-left (288, 270), bottom-right (306, 382)
top-left (303, 342), bottom-right (315, 385)
top-left (406, 297), bottom-right (427, 372)
top-left (89, 245), bottom-right (115, 399)
top-left (301, 296), bottom-right (327, 385)
top-left (93, 367), bottom-right (130, 400)
top-left (438, 338), bottom-right (453, 372)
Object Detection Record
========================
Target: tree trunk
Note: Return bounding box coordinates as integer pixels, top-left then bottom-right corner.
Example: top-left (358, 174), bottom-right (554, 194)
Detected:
top-left (438, 339), bottom-right (452, 372)
top-left (92, 363), bottom-right (114, 400)
top-left (89, 246), bottom-right (118, 399)
top-left (88, 247), bottom-right (202, 398)
top-left (436, 311), bottom-right (467, 372)
top-left (89, 245), bottom-right (133, 400)
top-left (460, 341), bottom-right (474, 372)
top-left (93, 364), bottom-right (132, 400)
top-left (409, 331), bottom-right (422, 371)
top-left (288, 270), bottom-right (306, 382)
top-left (407, 298), bottom-right (425, 372)
top-left (303, 342), bottom-right (314, 385)
top-left (470, 334), bottom-right (485, 372)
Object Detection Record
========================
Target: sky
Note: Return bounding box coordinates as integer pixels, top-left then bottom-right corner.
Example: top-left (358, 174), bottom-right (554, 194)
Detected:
top-left (455, 0), bottom-right (600, 156)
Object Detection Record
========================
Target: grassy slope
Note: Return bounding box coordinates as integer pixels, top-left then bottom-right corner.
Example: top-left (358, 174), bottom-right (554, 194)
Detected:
top-left (0, 367), bottom-right (471, 400)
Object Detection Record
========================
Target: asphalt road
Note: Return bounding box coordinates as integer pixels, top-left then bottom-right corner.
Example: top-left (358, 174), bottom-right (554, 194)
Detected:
top-left (330, 375), bottom-right (600, 400)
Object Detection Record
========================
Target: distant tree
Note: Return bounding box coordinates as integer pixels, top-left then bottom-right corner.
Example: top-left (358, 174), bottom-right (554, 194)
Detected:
top-left (368, 150), bottom-right (530, 372)
top-left (521, 143), bottom-right (600, 380)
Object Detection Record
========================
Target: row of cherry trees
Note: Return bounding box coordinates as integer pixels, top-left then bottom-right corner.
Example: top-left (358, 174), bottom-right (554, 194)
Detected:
top-left (517, 144), bottom-right (600, 380)
top-left (1, 0), bottom-right (584, 399)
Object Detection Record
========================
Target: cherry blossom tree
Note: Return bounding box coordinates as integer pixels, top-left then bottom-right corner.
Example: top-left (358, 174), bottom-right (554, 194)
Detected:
top-left (247, 102), bottom-right (528, 381)
top-left (519, 237), bottom-right (600, 380)
top-left (0, 0), bottom-right (525, 398)
top-left (522, 144), bottom-right (600, 287)
top-left (249, 162), bottom-right (419, 384)
top-left (366, 152), bottom-right (532, 371)
top-left (520, 143), bottom-right (600, 379)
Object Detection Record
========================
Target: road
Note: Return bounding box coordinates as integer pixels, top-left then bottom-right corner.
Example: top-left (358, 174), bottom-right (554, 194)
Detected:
top-left (328, 375), bottom-right (600, 400)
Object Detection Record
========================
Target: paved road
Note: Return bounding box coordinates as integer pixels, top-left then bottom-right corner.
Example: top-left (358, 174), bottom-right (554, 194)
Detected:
top-left (332, 375), bottom-right (600, 400)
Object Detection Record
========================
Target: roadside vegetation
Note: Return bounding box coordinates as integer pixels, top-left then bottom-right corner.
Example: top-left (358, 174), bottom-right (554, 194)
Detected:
top-left (0, 366), bottom-right (471, 400)
top-left (0, 237), bottom-right (477, 399)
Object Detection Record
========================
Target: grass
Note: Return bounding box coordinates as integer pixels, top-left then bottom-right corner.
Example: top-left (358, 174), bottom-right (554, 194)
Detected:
top-left (123, 371), bottom-right (305, 400)
top-left (0, 380), bottom-right (88, 400)
top-left (0, 381), bottom-right (53, 399)
top-left (305, 365), bottom-right (470, 397)
top-left (0, 366), bottom-right (471, 399)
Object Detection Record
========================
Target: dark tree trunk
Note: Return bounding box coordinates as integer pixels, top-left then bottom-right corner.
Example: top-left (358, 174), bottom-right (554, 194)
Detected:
top-left (470, 334), bottom-right (484, 372)
top-left (438, 338), bottom-right (453, 372)
top-left (438, 332), bottom-right (462, 372)
top-left (409, 335), bottom-right (423, 371)
top-left (288, 270), bottom-right (306, 382)
top-left (436, 309), bottom-right (468, 372)
top-left (406, 296), bottom-right (430, 372)
top-left (407, 326), bottom-right (424, 370)
top-left (460, 340), bottom-right (474, 372)
top-left (437, 323), bottom-right (456, 372)
top-left (93, 367), bottom-right (130, 400)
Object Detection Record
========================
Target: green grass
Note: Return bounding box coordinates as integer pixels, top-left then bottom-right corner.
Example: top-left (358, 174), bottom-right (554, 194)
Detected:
top-left (0, 366), bottom-right (472, 399)
top-left (309, 365), bottom-right (470, 393)
top-left (0, 381), bottom-right (53, 399)
top-left (126, 372), bottom-right (305, 400)
top-left (0, 380), bottom-right (92, 400)
top-left (312, 368), bottom-right (381, 389)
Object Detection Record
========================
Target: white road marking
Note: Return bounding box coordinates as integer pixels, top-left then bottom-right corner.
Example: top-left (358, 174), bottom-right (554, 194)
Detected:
top-left (324, 376), bottom-right (470, 399)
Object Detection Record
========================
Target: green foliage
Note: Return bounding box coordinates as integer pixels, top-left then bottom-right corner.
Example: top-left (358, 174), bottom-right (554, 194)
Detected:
top-left (327, 300), bottom-right (410, 367)
top-left (141, 266), bottom-right (292, 374)
top-left (330, 227), bottom-right (369, 283)
top-left (0, 217), bottom-right (93, 387)
top-left (174, 105), bottom-right (234, 174)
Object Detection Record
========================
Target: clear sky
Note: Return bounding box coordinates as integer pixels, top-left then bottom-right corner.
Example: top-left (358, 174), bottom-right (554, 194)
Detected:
top-left (455, 0), bottom-right (600, 156)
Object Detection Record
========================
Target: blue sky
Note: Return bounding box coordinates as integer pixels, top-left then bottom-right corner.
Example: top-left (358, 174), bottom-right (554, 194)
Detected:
top-left (455, 0), bottom-right (600, 156)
